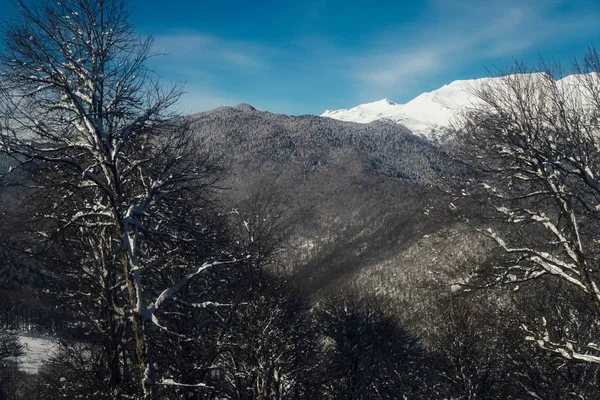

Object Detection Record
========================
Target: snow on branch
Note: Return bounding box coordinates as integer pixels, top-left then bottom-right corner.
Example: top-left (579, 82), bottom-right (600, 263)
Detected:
top-left (160, 378), bottom-right (212, 389)
top-left (149, 259), bottom-right (239, 318)
top-left (523, 324), bottom-right (600, 364)
top-left (476, 227), bottom-right (587, 291)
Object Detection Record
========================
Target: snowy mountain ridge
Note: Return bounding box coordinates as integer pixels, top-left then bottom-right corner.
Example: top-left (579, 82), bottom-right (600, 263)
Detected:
top-left (321, 74), bottom-right (591, 142)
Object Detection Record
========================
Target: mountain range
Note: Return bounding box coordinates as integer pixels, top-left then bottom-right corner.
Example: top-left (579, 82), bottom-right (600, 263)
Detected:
top-left (189, 71), bottom-right (589, 299)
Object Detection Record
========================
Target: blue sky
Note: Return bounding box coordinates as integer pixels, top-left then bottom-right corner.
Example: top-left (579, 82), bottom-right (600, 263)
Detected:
top-left (2, 0), bottom-right (600, 115)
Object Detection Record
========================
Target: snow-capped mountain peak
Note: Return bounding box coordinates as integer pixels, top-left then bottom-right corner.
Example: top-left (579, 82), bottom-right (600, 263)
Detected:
top-left (321, 74), bottom-right (592, 142)
top-left (322, 78), bottom-right (489, 141)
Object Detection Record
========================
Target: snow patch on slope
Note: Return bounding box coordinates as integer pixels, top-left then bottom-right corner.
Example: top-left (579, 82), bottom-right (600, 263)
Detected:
top-left (18, 334), bottom-right (60, 374)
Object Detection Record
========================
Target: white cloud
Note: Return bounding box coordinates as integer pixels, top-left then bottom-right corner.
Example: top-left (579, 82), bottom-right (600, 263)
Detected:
top-left (153, 31), bottom-right (268, 72)
top-left (350, 0), bottom-right (600, 92)
top-left (174, 90), bottom-right (240, 114)
top-left (357, 50), bottom-right (442, 86)
top-left (221, 50), bottom-right (265, 69)
top-left (171, 86), bottom-right (302, 116)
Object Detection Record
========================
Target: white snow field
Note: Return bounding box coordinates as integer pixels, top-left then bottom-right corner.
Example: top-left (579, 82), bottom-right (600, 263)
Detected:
top-left (17, 334), bottom-right (60, 374)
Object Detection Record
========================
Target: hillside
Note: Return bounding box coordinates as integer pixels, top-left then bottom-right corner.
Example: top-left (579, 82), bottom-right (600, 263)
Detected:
top-left (189, 105), bottom-right (476, 298)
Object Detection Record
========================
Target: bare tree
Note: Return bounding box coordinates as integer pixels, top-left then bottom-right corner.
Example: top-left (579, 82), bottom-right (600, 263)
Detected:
top-left (0, 0), bottom-right (232, 396)
top-left (0, 321), bottom-right (23, 400)
top-left (315, 290), bottom-right (425, 400)
top-left (453, 49), bottom-right (600, 365)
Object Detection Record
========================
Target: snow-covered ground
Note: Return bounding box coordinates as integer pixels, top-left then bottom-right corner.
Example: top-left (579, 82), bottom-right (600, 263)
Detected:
top-left (17, 334), bottom-right (60, 374)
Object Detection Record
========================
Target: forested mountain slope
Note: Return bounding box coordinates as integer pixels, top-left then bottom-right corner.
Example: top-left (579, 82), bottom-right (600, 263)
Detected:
top-left (189, 105), bottom-right (476, 298)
